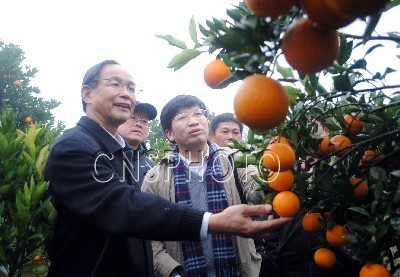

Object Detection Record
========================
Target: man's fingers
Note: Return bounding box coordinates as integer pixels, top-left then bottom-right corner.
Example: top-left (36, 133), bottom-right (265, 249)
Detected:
top-left (242, 204), bottom-right (273, 216)
top-left (263, 217), bottom-right (292, 231)
top-left (251, 217), bottom-right (292, 239)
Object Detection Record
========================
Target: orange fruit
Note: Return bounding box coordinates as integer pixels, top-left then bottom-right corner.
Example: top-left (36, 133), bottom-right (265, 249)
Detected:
top-left (244, 0), bottom-right (297, 18)
top-left (268, 170), bottom-right (294, 192)
top-left (204, 59), bottom-right (231, 89)
top-left (330, 135), bottom-right (352, 157)
top-left (343, 114), bottom-right (364, 136)
top-left (268, 136), bottom-right (293, 148)
top-left (359, 263), bottom-right (390, 277)
top-left (268, 135), bottom-right (289, 145)
top-left (25, 117), bottom-right (32, 123)
top-left (350, 177), bottom-right (369, 200)
top-left (14, 80), bottom-right (22, 87)
top-left (234, 74), bottom-right (289, 131)
top-left (326, 225), bottom-right (349, 247)
top-left (317, 137), bottom-right (335, 156)
top-left (314, 248), bottom-right (336, 269)
top-left (263, 142), bottom-right (296, 171)
top-left (272, 191), bottom-right (300, 217)
top-left (281, 17), bottom-right (339, 75)
top-left (301, 0), bottom-right (356, 29)
top-left (324, 0), bottom-right (390, 19)
top-left (33, 255), bottom-right (41, 262)
top-left (360, 150), bottom-right (383, 165)
top-left (302, 212), bottom-right (323, 233)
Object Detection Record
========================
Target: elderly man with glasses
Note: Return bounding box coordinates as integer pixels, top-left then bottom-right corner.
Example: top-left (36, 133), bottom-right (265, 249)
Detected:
top-left (117, 101), bottom-right (157, 187)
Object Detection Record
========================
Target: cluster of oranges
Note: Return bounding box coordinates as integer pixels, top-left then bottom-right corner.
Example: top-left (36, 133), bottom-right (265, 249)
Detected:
top-left (262, 136), bottom-right (300, 218)
top-left (201, 1), bottom-right (391, 274)
top-left (242, 0), bottom-right (390, 75)
top-left (316, 113), bottom-right (384, 202)
top-left (302, 211), bottom-right (352, 270)
top-left (25, 116), bottom-right (35, 127)
top-left (303, 113), bottom-right (389, 274)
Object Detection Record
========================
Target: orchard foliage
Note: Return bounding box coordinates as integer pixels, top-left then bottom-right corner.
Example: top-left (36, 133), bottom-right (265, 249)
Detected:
top-left (0, 109), bottom-right (57, 276)
top-left (0, 40), bottom-right (64, 132)
top-left (159, 0), bottom-right (400, 274)
top-left (0, 39), bottom-right (63, 276)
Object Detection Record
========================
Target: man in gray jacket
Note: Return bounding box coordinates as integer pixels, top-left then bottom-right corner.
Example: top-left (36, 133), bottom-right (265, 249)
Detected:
top-left (142, 95), bottom-right (285, 277)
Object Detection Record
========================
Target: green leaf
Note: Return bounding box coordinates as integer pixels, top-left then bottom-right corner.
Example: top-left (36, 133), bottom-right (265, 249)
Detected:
top-left (363, 13), bottom-right (382, 40)
top-left (276, 63), bottom-right (294, 79)
top-left (35, 144), bottom-right (49, 178)
top-left (390, 170), bottom-right (400, 178)
top-left (362, 114), bottom-right (385, 123)
top-left (23, 151), bottom-right (35, 165)
top-left (336, 34), bottom-right (352, 65)
top-left (391, 217), bottom-right (400, 232)
top-left (189, 16), bottom-right (199, 45)
top-left (364, 44), bottom-right (384, 57)
top-left (332, 75), bottom-right (352, 91)
top-left (393, 180), bottom-right (400, 204)
top-left (348, 206), bottom-right (370, 217)
top-left (375, 222), bottom-right (390, 240)
top-left (167, 49), bottom-right (203, 71)
top-left (155, 34), bottom-right (187, 50)
top-left (369, 166), bottom-right (386, 180)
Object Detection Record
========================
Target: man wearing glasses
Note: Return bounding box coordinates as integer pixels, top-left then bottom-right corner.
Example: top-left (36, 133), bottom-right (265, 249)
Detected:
top-left (142, 94), bottom-right (274, 277)
top-left (44, 60), bottom-right (290, 277)
top-left (118, 102), bottom-right (157, 187)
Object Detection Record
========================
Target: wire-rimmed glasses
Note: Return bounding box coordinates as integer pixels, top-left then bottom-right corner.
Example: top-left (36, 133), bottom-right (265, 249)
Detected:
top-left (173, 108), bottom-right (208, 123)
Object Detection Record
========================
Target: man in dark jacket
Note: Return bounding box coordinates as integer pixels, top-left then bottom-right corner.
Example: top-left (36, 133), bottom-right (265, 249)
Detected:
top-left (44, 60), bottom-right (291, 277)
top-left (117, 101), bottom-right (157, 187)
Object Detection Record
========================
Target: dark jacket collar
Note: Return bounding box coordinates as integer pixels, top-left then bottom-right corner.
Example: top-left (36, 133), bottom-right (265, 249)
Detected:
top-left (77, 116), bottom-right (132, 154)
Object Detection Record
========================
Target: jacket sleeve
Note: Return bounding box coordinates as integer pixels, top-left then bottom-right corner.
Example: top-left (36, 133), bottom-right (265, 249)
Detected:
top-left (236, 161), bottom-right (265, 204)
top-left (152, 240), bottom-right (183, 277)
top-left (142, 163), bottom-right (185, 277)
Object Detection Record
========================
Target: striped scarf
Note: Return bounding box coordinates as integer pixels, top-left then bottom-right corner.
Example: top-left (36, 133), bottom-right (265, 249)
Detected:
top-left (173, 142), bottom-right (239, 277)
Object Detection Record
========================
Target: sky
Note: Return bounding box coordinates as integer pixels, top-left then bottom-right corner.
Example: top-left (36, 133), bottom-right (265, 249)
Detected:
top-left (0, 1), bottom-right (399, 129)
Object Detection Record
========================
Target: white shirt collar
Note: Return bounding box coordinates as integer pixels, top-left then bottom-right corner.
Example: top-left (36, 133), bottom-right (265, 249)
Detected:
top-left (179, 146), bottom-right (209, 176)
top-left (100, 126), bottom-right (126, 147)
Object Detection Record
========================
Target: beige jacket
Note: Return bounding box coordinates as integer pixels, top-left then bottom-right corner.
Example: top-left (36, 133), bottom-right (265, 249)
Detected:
top-left (141, 145), bottom-right (264, 277)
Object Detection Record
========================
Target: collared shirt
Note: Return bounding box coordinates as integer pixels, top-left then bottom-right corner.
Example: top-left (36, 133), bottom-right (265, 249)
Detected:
top-left (100, 126), bottom-right (126, 147)
top-left (179, 146), bottom-right (210, 177)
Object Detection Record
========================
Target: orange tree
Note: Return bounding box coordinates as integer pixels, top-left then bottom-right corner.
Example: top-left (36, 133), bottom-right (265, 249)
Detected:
top-left (0, 109), bottom-right (57, 276)
top-left (0, 40), bottom-right (65, 132)
top-left (0, 41), bottom-right (62, 276)
top-left (158, 1), bottom-right (400, 275)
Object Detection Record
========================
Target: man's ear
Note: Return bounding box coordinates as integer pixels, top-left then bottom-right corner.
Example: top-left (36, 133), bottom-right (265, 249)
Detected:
top-left (165, 129), bottom-right (175, 143)
top-left (209, 131), bottom-right (215, 141)
top-left (81, 85), bottom-right (92, 106)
